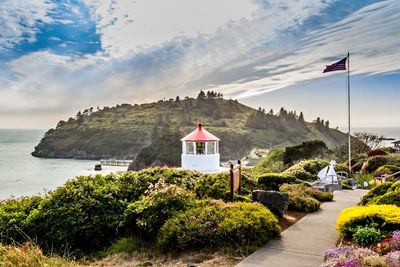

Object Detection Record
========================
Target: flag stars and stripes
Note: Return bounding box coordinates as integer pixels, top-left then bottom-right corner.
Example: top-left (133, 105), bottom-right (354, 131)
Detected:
top-left (323, 57), bottom-right (347, 73)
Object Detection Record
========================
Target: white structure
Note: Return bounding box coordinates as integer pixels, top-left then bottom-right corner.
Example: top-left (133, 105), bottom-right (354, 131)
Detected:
top-left (181, 122), bottom-right (220, 172)
top-left (318, 160), bottom-right (338, 184)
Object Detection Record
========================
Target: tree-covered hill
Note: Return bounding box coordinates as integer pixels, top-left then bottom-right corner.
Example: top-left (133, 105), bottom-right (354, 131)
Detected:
top-left (32, 91), bottom-right (356, 164)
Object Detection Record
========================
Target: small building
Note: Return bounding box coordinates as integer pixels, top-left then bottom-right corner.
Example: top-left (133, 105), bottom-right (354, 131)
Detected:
top-left (393, 140), bottom-right (400, 153)
top-left (181, 122), bottom-right (220, 172)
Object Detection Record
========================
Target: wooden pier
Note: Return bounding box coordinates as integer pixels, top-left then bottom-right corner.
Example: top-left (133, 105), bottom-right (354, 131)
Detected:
top-left (100, 159), bottom-right (132, 166)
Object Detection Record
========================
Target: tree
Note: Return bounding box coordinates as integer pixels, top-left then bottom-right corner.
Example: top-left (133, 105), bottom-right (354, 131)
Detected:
top-left (334, 141), bottom-right (370, 163)
top-left (299, 112), bottom-right (304, 121)
top-left (197, 90), bottom-right (206, 100)
top-left (354, 132), bottom-right (385, 150)
top-left (325, 120), bottom-right (330, 128)
top-left (175, 96), bottom-right (180, 102)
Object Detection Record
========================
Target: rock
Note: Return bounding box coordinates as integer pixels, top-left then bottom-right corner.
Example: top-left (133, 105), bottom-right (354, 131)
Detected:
top-left (252, 190), bottom-right (289, 217)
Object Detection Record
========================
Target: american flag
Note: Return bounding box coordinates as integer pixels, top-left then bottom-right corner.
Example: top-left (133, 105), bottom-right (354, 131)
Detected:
top-left (323, 57), bottom-right (347, 73)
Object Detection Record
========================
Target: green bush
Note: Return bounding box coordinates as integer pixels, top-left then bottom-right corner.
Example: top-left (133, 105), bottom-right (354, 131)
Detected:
top-left (361, 156), bottom-right (388, 174)
top-left (24, 174), bottom-right (126, 254)
top-left (283, 159), bottom-right (329, 181)
top-left (157, 201), bottom-right (280, 252)
top-left (194, 173), bottom-right (230, 200)
top-left (382, 147), bottom-right (394, 153)
top-left (257, 173), bottom-right (297, 191)
top-left (117, 167), bottom-right (203, 200)
top-left (287, 193), bottom-right (320, 212)
top-left (0, 196), bottom-right (42, 244)
top-left (376, 165), bottom-right (400, 175)
top-left (342, 180), bottom-right (352, 190)
top-left (253, 148), bottom-right (285, 173)
top-left (389, 181), bottom-right (400, 192)
top-left (352, 226), bottom-right (382, 245)
top-left (120, 180), bottom-right (196, 238)
top-left (361, 182), bottom-right (392, 205)
top-left (376, 191), bottom-right (400, 207)
top-left (279, 184), bottom-right (325, 212)
top-left (283, 165), bottom-right (315, 181)
top-left (309, 190), bottom-right (334, 202)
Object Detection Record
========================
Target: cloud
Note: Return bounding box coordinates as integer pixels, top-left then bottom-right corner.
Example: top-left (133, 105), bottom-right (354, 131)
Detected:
top-left (82, 0), bottom-right (259, 57)
top-left (1, 0), bottom-right (400, 128)
top-left (0, 0), bottom-right (55, 49)
top-left (216, 0), bottom-right (400, 98)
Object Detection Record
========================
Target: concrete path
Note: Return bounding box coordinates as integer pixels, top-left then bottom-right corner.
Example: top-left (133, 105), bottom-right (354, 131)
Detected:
top-left (237, 189), bottom-right (368, 267)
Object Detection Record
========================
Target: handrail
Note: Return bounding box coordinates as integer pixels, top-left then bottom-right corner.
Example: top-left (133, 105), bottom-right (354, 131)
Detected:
top-left (377, 170), bottom-right (400, 183)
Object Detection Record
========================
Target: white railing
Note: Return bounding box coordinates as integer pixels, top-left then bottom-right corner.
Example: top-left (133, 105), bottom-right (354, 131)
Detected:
top-left (100, 159), bottom-right (132, 166)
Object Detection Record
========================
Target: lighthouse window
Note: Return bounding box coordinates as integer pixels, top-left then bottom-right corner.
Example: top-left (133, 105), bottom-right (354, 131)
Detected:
top-left (186, 142), bottom-right (194, 154)
top-left (206, 142), bottom-right (215, 154)
top-left (196, 142), bottom-right (205, 155)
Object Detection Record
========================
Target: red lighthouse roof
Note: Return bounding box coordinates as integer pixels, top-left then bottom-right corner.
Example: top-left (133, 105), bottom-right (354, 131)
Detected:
top-left (181, 122), bottom-right (220, 142)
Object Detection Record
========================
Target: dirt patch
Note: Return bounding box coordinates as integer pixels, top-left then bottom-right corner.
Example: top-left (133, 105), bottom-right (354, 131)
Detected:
top-left (278, 210), bottom-right (307, 231)
top-left (81, 251), bottom-right (242, 267)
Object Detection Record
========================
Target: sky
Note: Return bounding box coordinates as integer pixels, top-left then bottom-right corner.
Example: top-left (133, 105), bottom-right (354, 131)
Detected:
top-left (0, 0), bottom-right (399, 130)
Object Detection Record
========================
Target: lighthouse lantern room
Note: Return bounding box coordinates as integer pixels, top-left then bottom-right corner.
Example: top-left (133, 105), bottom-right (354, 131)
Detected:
top-left (181, 122), bottom-right (220, 172)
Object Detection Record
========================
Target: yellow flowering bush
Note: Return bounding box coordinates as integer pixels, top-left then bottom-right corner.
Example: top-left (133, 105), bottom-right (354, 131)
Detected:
top-left (337, 205), bottom-right (400, 237)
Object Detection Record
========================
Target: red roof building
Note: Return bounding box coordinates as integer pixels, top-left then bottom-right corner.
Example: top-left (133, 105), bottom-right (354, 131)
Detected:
top-left (181, 122), bottom-right (220, 142)
top-left (181, 122), bottom-right (220, 172)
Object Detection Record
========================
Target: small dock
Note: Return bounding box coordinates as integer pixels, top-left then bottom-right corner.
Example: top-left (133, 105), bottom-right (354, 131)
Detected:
top-left (100, 159), bottom-right (132, 166)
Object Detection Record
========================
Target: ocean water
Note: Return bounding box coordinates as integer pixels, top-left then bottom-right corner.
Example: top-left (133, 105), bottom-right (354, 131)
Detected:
top-left (0, 129), bottom-right (127, 200)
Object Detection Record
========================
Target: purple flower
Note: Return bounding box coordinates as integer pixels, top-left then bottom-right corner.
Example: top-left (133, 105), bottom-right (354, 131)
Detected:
top-left (384, 251), bottom-right (400, 267)
top-left (324, 245), bottom-right (357, 260)
top-left (390, 231), bottom-right (400, 251)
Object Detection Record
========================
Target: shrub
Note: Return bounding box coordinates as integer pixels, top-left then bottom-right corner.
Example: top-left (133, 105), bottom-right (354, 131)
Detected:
top-left (361, 156), bottom-right (388, 174)
top-left (286, 193), bottom-right (320, 212)
top-left (361, 182), bottom-right (392, 205)
top-left (283, 159), bottom-right (329, 181)
top-left (24, 174), bottom-right (127, 254)
top-left (117, 167), bottom-right (203, 200)
top-left (377, 165), bottom-right (400, 175)
top-left (376, 192), bottom-right (400, 207)
top-left (194, 173), bottom-right (230, 200)
top-left (342, 180), bottom-right (352, 190)
top-left (336, 205), bottom-right (400, 238)
top-left (351, 162), bottom-right (363, 173)
top-left (368, 149), bottom-right (387, 157)
top-left (353, 226), bottom-right (382, 245)
top-left (157, 201), bottom-right (280, 252)
top-left (0, 196), bottom-right (42, 244)
top-left (120, 180), bottom-right (196, 238)
top-left (279, 184), bottom-right (327, 212)
top-left (257, 173), bottom-right (297, 191)
top-left (382, 147), bottom-right (394, 154)
top-left (309, 190), bottom-right (334, 202)
top-left (389, 181), bottom-right (400, 193)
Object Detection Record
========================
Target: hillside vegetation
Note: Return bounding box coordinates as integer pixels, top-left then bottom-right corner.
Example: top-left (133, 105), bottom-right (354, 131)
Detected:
top-left (32, 91), bottom-right (354, 166)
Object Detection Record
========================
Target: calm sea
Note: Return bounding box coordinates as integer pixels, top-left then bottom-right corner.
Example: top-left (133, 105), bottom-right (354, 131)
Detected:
top-left (0, 129), bottom-right (127, 200)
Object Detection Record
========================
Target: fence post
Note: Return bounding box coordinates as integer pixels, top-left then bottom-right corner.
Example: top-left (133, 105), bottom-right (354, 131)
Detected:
top-left (230, 163), bottom-right (234, 202)
top-left (238, 160), bottom-right (241, 195)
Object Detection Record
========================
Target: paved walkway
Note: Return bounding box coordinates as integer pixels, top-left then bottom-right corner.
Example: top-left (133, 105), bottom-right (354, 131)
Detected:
top-left (237, 189), bottom-right (368, 267)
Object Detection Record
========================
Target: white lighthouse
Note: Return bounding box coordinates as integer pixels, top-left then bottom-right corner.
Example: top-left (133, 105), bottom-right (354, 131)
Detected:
top-left (181, 122), bottom-right (220, 172)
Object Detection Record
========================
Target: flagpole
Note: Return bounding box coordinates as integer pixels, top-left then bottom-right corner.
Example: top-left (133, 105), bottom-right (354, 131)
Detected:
top-left (347, 52), bottom-right (351, 173)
